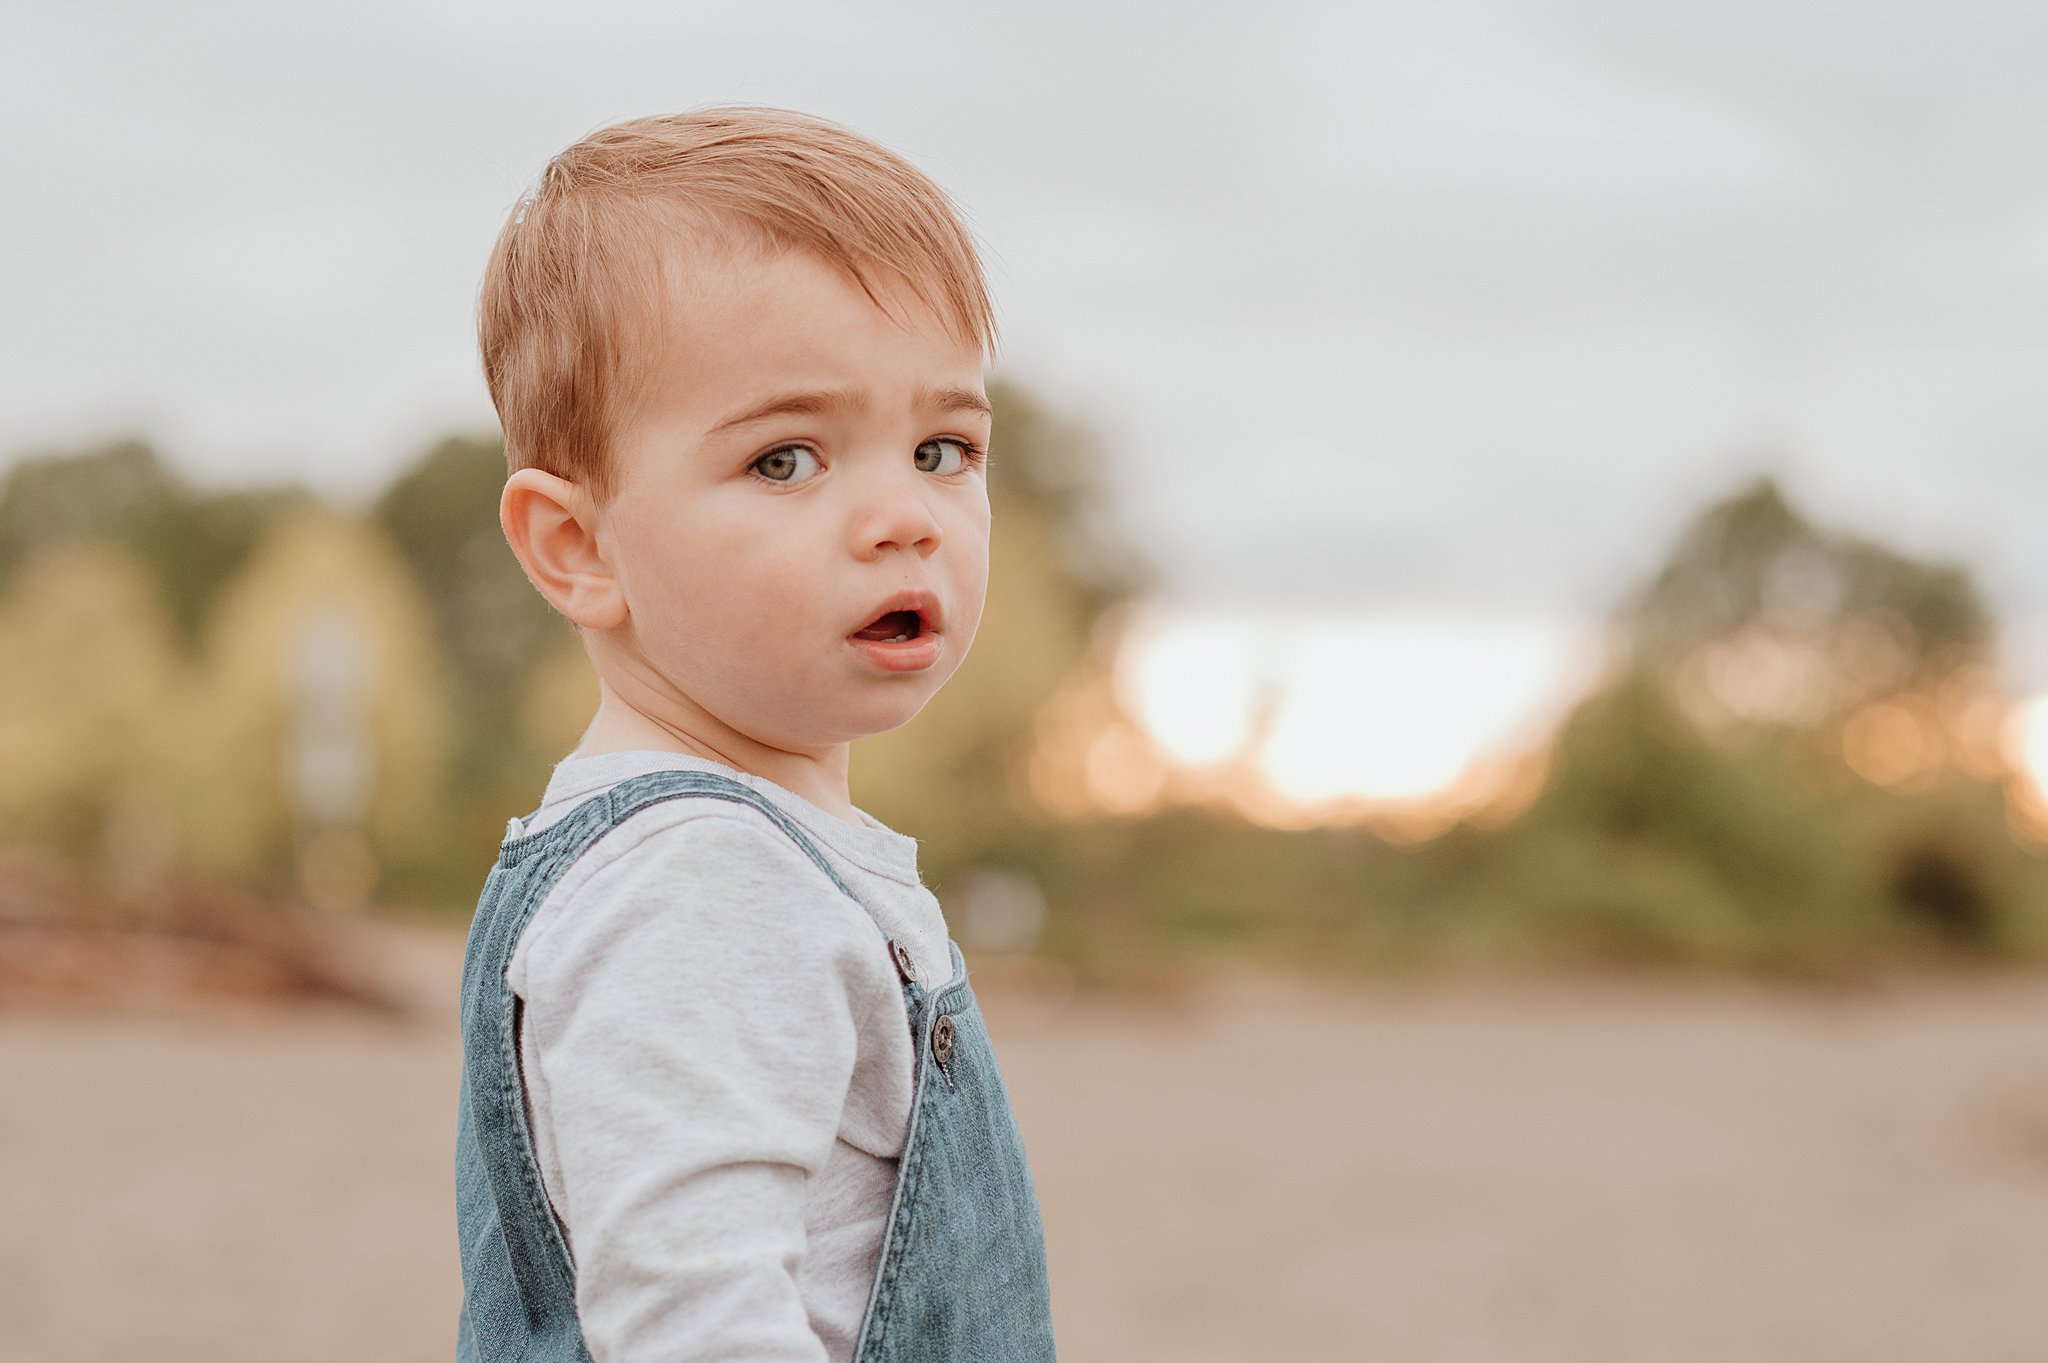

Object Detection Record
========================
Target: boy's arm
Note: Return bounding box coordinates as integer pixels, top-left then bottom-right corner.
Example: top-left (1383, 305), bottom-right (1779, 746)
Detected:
top-left (512, 811), bottom-right (900, 1363)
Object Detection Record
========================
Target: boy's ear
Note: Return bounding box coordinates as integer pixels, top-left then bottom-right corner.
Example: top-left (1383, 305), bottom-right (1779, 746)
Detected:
top-left (500, 468), bottom-right (628, 630)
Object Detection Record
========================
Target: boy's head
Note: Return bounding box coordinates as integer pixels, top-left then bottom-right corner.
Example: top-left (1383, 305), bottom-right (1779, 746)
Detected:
top-left (485, 108), bottom-right (999, 760)
top-left (480, 107), bottom-right (995, 502)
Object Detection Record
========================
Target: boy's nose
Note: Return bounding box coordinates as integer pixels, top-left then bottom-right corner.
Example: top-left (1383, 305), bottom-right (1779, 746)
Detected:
top-left (854, 476), bottom-right (944, 560)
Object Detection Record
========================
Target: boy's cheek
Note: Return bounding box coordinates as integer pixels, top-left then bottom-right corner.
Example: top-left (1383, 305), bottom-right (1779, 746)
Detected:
top-left (952, 566), bottom-right (992, 651)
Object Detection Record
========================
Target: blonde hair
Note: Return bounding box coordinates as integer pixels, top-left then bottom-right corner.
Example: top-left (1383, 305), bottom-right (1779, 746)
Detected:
top-left (478, 106), bottom-right (996, 501)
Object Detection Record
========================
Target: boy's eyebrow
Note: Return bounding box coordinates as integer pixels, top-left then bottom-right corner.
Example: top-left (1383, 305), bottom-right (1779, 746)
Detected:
top-left (709, 385), bottom-right (992, 435)
top-left (920, 385), bottom-right (994, 419)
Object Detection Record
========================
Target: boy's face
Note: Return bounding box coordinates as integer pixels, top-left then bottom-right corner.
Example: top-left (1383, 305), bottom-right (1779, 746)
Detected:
top-left (593, 242), bottom-right (992, 754)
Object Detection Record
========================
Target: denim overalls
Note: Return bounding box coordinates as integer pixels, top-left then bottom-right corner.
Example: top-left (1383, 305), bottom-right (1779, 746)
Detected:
top-left (455, 768), bottom-right (1058, 1362)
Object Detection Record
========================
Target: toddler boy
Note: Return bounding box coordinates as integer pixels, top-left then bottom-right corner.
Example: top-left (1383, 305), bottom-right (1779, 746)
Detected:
top-left (453, 107), bottom-right (1056, 1363)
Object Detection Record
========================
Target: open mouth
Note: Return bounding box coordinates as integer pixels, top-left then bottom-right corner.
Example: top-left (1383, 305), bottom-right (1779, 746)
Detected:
top-left (851, 610), bottom-right (924, 643)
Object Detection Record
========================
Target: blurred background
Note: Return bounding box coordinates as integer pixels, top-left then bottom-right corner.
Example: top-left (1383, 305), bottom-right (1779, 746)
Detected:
top-left (4, 1), bottom-right (2048, 1359)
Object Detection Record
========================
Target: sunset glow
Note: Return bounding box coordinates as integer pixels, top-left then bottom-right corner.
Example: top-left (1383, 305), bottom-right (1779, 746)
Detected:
top-left (1111, 604), bottom-right (1604, 827)
top-left (2005, 695), bottom-right (2048, 805)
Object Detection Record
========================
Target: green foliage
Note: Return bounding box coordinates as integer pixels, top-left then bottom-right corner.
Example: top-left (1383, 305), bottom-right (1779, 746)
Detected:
top-left (1626, 476), bottom-right (1992, 712)
top-left (368, 434), bottom-right (574, 883)
top-left (0, 438), bottom-right (307, 645)
top-left (966, 475), bottom-right (2048, 979)
top-left (160, 508), bottom-right (456, 892)
top-left (369, 434), bottom-right (569, 715)
top-left (1400, 481), bottom-right (2048, 972)
top-left (0, 544), bottom-right (179, 858)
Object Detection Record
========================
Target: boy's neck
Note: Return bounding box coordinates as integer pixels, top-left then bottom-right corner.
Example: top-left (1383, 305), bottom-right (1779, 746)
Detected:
top-left (574, 677), bottom-right (861, 824)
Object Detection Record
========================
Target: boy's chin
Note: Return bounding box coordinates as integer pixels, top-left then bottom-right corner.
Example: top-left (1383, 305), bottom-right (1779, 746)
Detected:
top-left (842, 691), bottom-right (943, 739)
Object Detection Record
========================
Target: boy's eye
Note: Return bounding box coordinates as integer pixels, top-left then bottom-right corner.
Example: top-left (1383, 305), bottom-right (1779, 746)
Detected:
top-left (915, 438), bottom-right (974, 475)
top-left (752, 445), bottom-right (822, 484)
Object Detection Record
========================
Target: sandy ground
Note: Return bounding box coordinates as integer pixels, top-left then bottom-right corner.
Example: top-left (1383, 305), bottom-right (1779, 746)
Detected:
top-left (4, 924), bottom-right (2048, 1362)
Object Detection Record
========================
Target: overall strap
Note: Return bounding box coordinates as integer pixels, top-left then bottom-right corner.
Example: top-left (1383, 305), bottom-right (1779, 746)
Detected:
top-left (498, 767), bottom-right (864, 902)
top-left (608, 770), bottom-right (870, 911)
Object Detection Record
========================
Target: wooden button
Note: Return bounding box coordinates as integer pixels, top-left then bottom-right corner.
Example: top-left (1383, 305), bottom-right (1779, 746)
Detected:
top-left (888, 938), bottom-right (918, 984)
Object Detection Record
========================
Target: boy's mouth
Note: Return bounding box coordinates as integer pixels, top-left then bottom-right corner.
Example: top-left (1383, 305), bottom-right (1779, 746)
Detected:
top-left (851, 610), bottom-right (924, 643)
top-left (847, 592), bottom-right (943, 672)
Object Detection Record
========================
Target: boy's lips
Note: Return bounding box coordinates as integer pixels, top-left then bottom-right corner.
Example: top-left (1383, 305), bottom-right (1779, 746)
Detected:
top-left (848, 590), bottom-right (944, 672)
top-left (848, 589), bottom-right (944, 640)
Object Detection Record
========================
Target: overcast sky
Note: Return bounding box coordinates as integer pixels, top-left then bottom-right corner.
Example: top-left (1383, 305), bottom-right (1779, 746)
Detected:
top-left (5, 0), bottom-right (2045, 640)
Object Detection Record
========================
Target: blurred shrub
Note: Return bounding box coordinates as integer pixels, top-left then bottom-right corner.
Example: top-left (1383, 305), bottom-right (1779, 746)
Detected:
top-left (0, 438), bottom-right (306, 646)
top-left (0, 544), bottom-right (179, 856)
top-left (162, 508), bottom-right (453, 892)
top-left (973, 476), bottom-right (2048, 978)
top-left (1376, 479), bottom-right (2048, 973)
top-left (370, 434), bottom-right (579, 891)
top-left (1628, 477), bottom-right (1990, 722)
top-left (1430, 668), bottom-right (2048, 971)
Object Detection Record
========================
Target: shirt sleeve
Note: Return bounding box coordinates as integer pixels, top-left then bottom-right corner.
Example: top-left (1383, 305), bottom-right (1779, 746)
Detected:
top-left (513, 810), bottom-right (895, 1363)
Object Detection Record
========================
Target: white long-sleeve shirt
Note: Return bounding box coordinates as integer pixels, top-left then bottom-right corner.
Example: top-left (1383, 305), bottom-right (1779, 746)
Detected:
top-left (503, 750), bottom-right (953, 1362)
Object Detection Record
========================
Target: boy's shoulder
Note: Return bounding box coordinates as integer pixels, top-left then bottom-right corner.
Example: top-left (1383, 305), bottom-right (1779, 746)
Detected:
top-left (506, 788), bottom-right (886, 992)
top-left (552, 782), bottom-right (829, 874)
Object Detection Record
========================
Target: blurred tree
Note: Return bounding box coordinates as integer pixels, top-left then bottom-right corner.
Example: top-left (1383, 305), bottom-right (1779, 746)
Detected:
top-left (0, 438), bottom-right (306, 645)
top-left (369, 434), bottom-right (568, 718)
top-left (1625, 477), bottom-right (1993, 728)
top-left (163, 509), bottom-right (453, 897)
top-left (370, 434), bottom-right (578, 881)
top-left (1444, 477), bottom-right (2047, 967)
top-left (0, 544), bottom-right (179, 858)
